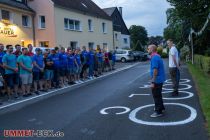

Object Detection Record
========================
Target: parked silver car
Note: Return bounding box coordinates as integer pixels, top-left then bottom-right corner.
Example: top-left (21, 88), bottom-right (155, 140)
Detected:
top-left (115, 49), bottom-right (134, 62)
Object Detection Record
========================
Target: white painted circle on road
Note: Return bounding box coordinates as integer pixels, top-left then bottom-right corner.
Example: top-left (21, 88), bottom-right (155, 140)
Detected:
top-left (165, 79), bottom-right (191, 84)
top-left (162, 91), bottom-right (194, 100)
top-left (162, 84), bottom-right (192, 90)
top-left (100, 106), bottom-right (131, 115)
top-left (129, 103), bottom-right (197, 126)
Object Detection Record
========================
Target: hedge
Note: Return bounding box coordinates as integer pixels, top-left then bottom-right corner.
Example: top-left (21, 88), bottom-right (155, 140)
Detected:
top-left (194, 55), bottom-right (210, 75)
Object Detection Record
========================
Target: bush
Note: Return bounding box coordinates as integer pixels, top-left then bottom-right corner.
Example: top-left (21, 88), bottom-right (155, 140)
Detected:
top-left (161, 52), bottom-right (168, 58)
top-left (194, 55), bottom-right (210, 75)
top-left (157, 46), bottom-right (163, 56)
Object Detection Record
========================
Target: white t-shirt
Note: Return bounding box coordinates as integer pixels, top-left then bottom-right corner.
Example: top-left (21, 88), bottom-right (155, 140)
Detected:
top-left (169, 46), bottom-right (179, 68)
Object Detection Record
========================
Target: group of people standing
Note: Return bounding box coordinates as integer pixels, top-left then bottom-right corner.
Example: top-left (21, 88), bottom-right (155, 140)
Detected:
top-left (0, 44), bottom-right (116, 104)
top-left (148, 39), bottom-right (180, 118)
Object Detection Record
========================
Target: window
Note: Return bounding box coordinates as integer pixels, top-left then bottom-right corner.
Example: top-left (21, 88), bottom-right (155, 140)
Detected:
top-left (88, 42), bottom-right (94, 50)
top-left (22, 15), bottom-right (31, 27)
top-left (39, 41), bottom-right (49, 47)
top-left (1, 10), bottom-right (10, 20)
top-left (64, 18), bottom-right (68, 29)
top-left (39, 16), bottom-right (46, 29)
top-left (103, 43), bottom-right (108, 50)
top-left (88, 19), bottom-right (93, 32)
top-left (70, 41), bottom-right (78, 50)
top-left (115, 33), bottom-right (118, 41)
top-left (102, 22), bottom-right (107, 33)
top-left (64, 18), bottom-right (81, 31)
top-left (124, 38), bottom-right (128, 44)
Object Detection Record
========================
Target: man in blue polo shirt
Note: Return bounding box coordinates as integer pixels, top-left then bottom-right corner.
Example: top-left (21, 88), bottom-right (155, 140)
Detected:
top-left (148, 44), bottom-right (165, 118)
top-left (32, 48), bottom-right (44, 94)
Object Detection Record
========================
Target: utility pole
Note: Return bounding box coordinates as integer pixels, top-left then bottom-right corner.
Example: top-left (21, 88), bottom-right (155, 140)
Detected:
top-left (190, 28), bottom-right (194, 64)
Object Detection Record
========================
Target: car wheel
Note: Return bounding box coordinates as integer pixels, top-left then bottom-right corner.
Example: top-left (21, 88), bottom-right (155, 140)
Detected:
top-left (121, 57), bottom-right (126, 63)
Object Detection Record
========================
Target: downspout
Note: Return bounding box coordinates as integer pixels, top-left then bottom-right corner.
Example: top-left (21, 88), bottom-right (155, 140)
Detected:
top-left (32, 14), bottom-right (36, 46)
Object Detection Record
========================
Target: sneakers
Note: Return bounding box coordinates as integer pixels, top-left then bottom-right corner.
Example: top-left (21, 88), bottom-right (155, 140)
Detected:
top-left (150, 112), bottom-right (163, 118)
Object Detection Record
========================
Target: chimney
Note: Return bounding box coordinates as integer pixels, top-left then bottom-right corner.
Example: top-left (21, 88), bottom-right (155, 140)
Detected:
top-left (119, 7), bottom-right (123, 17)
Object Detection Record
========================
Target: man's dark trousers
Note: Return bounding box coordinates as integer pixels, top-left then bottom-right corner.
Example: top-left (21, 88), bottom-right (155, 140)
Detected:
top-left (169, 67), bottom-right (180, 94)
top-left (152, 83), bottom-right (165, 113)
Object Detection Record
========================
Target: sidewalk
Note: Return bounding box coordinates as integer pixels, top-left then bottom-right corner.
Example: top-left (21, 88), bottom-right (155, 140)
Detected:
top-left (0, 62), bottom-right (140, 113)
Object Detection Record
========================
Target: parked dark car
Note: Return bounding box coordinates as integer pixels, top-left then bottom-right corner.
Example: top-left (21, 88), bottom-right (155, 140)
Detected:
top-left (132, 51), bottom-right (148, 61)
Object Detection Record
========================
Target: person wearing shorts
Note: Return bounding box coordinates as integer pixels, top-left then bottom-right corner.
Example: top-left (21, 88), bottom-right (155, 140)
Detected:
top-left (32, 48), bottom-right (44, 94)
top-left (43, 51), bottom-right (54, 90)
top-left (49, 49), bottom-right (60, 88)
top-left (17, 48), bottom-right (33, 97)
top-left (67, 49), bottom-right (76, 84)
top-left (74, 49), bottom-right (82, 83)
top-left (97, 49), bottom-right (103, 75)
top-left (80, 46), bottom-right (89, 80)
top-left (3, 45), bottom-right (19, 100)
top-left (59, 47), bottom-right (68, 87)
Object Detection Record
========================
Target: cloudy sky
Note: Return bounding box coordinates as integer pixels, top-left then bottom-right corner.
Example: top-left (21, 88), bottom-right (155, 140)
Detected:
top-left (92, 0), bottom-right (172, 36)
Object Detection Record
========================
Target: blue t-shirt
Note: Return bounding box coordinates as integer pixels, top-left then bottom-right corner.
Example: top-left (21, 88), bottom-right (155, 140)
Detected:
top-left (32, 54), bottom-right (44, 72)
top-left (81, 50), bottom-right (88, 64)
top-left (97, 52), bottom-right (103, 63)
top-left (59, 53), bottom-right (68, 68)
top-left (75, 54), bottom-right (81, 66)
top-left (88, 51), bottom-right (95, 65)
top-left (2, 53), bottom-right (17, 74)
top-left (112, 53), bottom-right (116, 61)
top-left (150, 54), bottom-right (165, 84)
top-left (17, 55), bottom-right (33, 74)
top-left (0, 52), bottom-right (5, 64)
top-left (49, 54), bottom-right (60, 69)
top-left (67, 54), bottom-right (75, 68)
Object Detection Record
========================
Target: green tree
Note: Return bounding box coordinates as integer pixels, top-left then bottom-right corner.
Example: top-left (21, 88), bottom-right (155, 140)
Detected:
top-left (129, 25), bottom-right (149, 51)
top-left (164, 0), bottom-right (210, 54)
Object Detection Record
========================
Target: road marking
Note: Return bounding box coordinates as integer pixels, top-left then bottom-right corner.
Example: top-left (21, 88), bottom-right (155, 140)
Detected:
top-left (100, 106), bottom-right (131, 115)
top-left (162, 91), bottom-right (194, 100)
top-left (0, 63), bottom-right (140, 110)
top-left (139, 85), bottom-right (151, 88)
top-left (162, 84), bottom-right (192, 90)
top-left (129, 103), bottom-right (197, 126)
top-left (129, 94), bottom-right (150, 98)
top-left (128, 70), bottom-right (150, 85)
top-left (165, 79), bottom-right (191, 84)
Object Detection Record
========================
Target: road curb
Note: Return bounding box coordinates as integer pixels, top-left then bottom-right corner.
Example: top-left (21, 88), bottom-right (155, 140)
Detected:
top-left (0, 62), bottom-right (140, 114)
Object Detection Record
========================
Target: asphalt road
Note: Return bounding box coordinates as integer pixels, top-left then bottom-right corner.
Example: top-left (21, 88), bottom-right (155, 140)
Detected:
top-left (0, 61), bottom-right (208, 140)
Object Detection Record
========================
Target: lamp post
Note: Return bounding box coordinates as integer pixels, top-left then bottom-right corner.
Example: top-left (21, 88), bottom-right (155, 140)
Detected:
top-left (190, 28), bottom-right (194, 64)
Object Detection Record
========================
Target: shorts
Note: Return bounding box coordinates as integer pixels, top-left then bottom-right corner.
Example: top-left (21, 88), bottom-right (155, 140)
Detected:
top-left (112, 61), bottom-right (115, 66)
top-left (44, 70), bottom-right (54, 80)
top-left (33, 72), bottom-right (44, 81)
top-left (60, 68), bottom-right (67, 77)
top-left (20, 74), bottom-right (33, 85)
top-left (82, 64), bottom-right (89, 71)
top-left (98, 62), bottom-right (103, 69)
top-left (75, 66), bottom-right (82, 74)
top-left (68, 67), bottom-right (75, 75)
top-left (5, 73), bottom-right (19, 88)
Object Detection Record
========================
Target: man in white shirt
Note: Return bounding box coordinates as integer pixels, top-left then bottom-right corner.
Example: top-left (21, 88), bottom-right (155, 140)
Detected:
top-left (167, 39), bottom-right (180, 96)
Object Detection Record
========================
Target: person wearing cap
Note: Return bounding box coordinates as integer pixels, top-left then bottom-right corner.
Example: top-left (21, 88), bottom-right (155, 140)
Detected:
top-left (32, 48), bottom-right (45, 94)
top-left (17, 48), bottom-right (33, 97)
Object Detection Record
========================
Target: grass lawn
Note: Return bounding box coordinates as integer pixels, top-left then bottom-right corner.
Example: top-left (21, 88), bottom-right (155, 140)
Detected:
top-left (187, 63), bottom-right (210, 135)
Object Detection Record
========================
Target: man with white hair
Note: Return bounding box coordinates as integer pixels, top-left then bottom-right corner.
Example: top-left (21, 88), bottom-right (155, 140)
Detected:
top-left (148, 44), bottom-right (165, 117)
